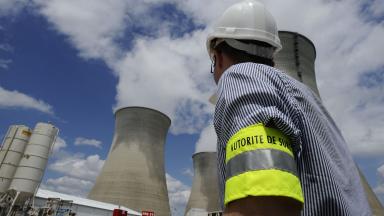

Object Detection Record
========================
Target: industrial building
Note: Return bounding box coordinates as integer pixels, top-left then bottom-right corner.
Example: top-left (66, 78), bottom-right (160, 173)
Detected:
top-left (34, 189), bottom-right (141, 216)
top-left (88, 107), bottom-right (171, 216)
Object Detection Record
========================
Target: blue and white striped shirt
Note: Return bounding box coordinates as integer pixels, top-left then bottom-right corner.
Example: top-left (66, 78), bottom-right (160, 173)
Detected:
top-left (214, 63), bottom-right (371, 215)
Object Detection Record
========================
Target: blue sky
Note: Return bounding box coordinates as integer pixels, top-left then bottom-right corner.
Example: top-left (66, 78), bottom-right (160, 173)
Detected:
top-left (1, 0), bottom-right (384, 215)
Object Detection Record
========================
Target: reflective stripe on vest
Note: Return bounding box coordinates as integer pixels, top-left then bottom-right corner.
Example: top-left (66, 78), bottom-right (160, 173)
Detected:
top-left (225, 123), bottom-right (304, 205)
top-left (226, 148), bottom-right (298, 179)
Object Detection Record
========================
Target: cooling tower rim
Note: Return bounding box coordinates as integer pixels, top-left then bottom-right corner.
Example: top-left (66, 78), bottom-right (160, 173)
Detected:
top-left (114, 106), bottom-right (171, 123)
top-left (278, 30), bottom-right (316, 58)
top-left (192, 151), bottom-right (217, 158)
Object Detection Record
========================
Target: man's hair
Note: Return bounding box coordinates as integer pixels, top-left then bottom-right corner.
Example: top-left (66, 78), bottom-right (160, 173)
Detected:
top-left (214, 40), bottom-right (275, 67)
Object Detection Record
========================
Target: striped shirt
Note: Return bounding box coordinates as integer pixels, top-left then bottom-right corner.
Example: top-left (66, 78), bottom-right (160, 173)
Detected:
top-left (213, 63), bottom-right (371, 215)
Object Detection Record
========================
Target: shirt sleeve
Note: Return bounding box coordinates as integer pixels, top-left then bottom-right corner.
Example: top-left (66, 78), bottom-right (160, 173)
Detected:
top-left (215, 64), bottom-right (304, 206)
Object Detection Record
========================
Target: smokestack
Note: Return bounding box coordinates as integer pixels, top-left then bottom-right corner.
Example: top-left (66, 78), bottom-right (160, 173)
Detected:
top-left (275, 31), bottom-right (320, 97)
top-left (185, 152), bottom-right (221, 215)
top-left (275, 31), bottom-right (383, 214)
top-left (88, 107), bottom-right (171, 216)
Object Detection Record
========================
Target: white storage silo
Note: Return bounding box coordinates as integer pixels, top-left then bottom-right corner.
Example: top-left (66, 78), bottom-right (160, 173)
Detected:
top-left (0, 125), bottom-right (32, 194)
top-left (8, 122), bottom-right (58, 203)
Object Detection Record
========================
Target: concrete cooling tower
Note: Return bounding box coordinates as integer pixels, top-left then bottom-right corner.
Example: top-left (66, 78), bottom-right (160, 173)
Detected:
top-left (88, 107), bottom-right (171, 216)
top-left (275, 31), bottom-right (383, 214)
top-left (185, 152), bottom-right (221, 215)
top-left (275, 31), bottom-right (320, 97)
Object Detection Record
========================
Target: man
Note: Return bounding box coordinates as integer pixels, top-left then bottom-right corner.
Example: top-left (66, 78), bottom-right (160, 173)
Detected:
top-left (208, 1), bottom-right (371, 215)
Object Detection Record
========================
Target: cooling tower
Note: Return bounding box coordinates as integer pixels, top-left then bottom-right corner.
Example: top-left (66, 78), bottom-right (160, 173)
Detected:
top-left (185, 152), bottom-right (221, 215)
top-left (275, 31), bottom-right (383, 214)
top-left (88, 107), bottom-right (171, 216)
top-left (275, 31), bottom-right (320, 97)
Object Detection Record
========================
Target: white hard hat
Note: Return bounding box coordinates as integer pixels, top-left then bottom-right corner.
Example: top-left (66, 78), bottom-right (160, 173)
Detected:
top-left (206, 0), bottom-right (282, 58)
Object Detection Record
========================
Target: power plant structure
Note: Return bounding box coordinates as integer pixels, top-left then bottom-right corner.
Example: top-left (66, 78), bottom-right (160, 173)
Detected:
top-left (185, 152), bottom-right (221, 215)
top-left (275, 31), bottom-right (320, 97)
top-left (88, 107), bottom-right (171, 216)
top-left (275, 31), bottom-right (383, 215)
top-left (0, 123), bottom-right (59, 215)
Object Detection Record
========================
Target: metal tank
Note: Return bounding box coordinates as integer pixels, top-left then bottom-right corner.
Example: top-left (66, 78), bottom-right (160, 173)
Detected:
top-left (275, 31), bottom-right (383, 214)
top-left (88, 107), bottom-right (171, 216)
top-left (275, 31), bottom-right (320, 97)
top-left (0, 125), bottom-right (31, 193)
top-left (185, 152), bottom-right (221, 215)
top-left (8, 122), bottom-right (58, 203)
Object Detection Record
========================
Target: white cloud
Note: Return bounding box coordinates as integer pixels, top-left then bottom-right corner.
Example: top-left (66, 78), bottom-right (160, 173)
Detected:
top-left (166, 173), bottom-right (191, 216)
top-left (0, 0), bottom-right (29, 16)
top-left (23, 0), bottom-right (218, 135)
top-left (42, 176), bottom-right (94, 197)
top-left (0, 43), bottom-right (13, 52)
top-left (33, 0), bottom-right (128, 62)
top-left (25, 0), bottom-right (383, 155)
top-left (0, 86), bottom-right (53, 114)
top-left (20, 0), bottom-right (214, 134)
top-left (43, 153), bottom-right (103, 199)
top-left (113, 31), bottom-right (215, 134)
top-left (32, 0), bottom-right (183, 64)
top-left (368, 0), bottom-right (384, 18)
top-left (1, 39), bottom-right (14, 70)
top-left (271, 0), bottom-right (383, 156)
top-left (182, 168), bottom-right (193, 178)
top-left (195, 123), bottom-right (216, 153)
top-left (74, 137), bottom-right (102, 148)
top-left (49, 154), bottom-right (104, 181)
top-left (378, 164), bottom-right (384, 176)
top-left (0, 59), bottom-right (12, 69)
top-left (175, 0), bottom-right (237, 26)
top-left (52, 136), bottom-right (67, 154)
